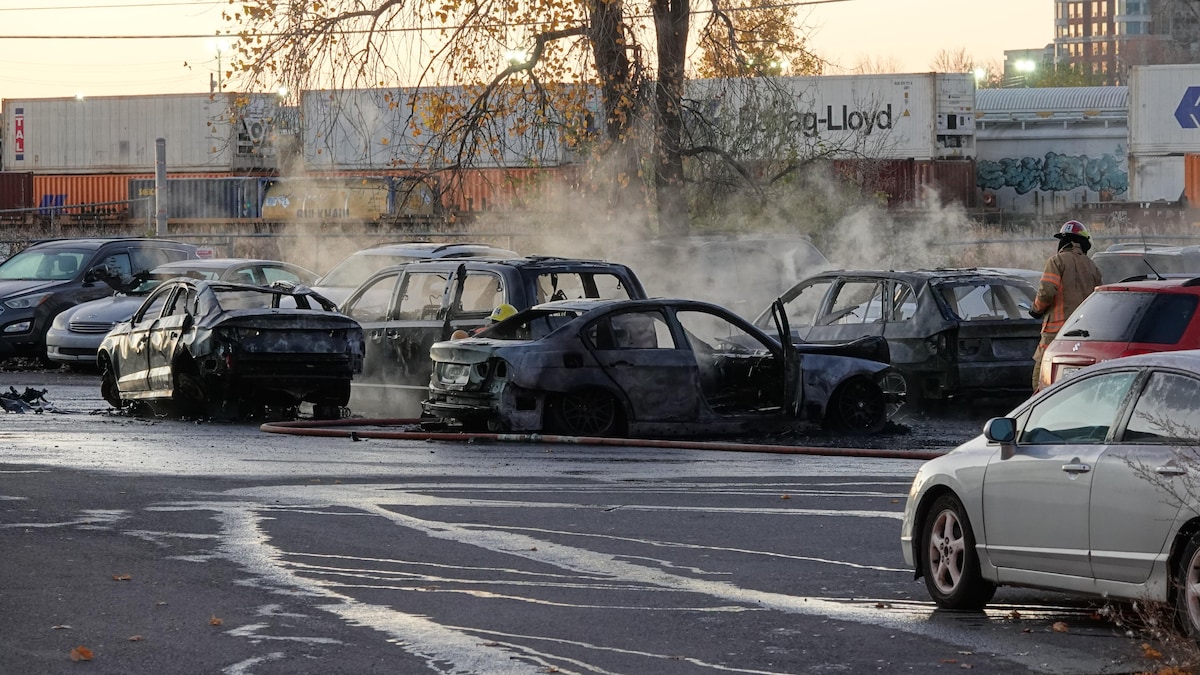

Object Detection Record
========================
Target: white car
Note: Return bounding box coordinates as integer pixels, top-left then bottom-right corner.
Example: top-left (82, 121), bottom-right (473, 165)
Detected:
top-left (901, 350), bottom-right (1200, 636)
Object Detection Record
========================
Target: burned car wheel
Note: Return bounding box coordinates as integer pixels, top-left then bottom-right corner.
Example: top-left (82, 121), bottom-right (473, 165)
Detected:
top-left (825, 377), bottom-right (887, 433)
top-left (313, 404), bottom-right (341, 420)
top-left (880, 371), bottom-right (911, 418)
top-left (99, 355), bottom-right (123, 409)
top-left (173, 366), bottom-right (206, 417)
top-left (547, 389), bottom-right (624, 437)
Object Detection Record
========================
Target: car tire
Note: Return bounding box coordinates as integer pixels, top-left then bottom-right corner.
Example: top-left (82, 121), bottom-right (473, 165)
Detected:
top-left (824, 377), bottom-right (887, 434)
top-left (1174, 534), bottom-right (1200, 637)
top-left (880, 370), bottom-right (912, 419)
top-left (174, 367), bottom-right (206, 417)
top-left (99, 355), bottom-right (123, 409)
top-left (921, 494), bottom-right (996, 610)
top-left (547, 390), bottom-right (624, 437)
top-left (313, 404), bottom-right (341, 421)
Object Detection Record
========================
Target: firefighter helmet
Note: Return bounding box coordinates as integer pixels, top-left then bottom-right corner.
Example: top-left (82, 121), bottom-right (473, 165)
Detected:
top-left (1054, 220), bottom-right (1090, 240)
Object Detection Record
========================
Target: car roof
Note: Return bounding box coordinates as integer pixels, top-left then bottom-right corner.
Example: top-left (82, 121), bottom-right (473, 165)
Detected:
top-left (531, 297), bottom-right (733, 313)
top-left (401, 255), bottom-right (633, 271)
top-left (360, 242), bottom-right (517, 256)
top-left (153, 258), bottom-right (294, 271)
top-left (25, 237), bottom-right (192, 250)
top-left (803, 267), bottom-right (1033, 283)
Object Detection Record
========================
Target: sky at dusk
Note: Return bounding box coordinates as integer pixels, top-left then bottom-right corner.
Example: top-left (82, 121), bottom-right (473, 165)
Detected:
top-left (0, 0), bottom-right (1052, 101)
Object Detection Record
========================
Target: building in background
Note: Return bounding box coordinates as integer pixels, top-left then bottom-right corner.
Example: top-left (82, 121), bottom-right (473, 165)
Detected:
top-left (1053, 0), bottom-right (1200, 85)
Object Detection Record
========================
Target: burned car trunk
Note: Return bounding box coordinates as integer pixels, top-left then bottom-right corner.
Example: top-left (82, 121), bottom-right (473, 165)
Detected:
top-left (424, 298), bottom-right (901, 437)
top-left (98, 280), bottom-right (364, 420)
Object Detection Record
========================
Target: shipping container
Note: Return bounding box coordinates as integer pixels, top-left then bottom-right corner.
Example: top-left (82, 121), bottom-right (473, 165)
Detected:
top-left (975, 87), bottom-right (1129, 214)
top-left (34, 172), bottom-right (238, 220)
top-left (830, 158), bottom-right (976, 207)
top-left (687, 73), bottom-right (976, 163)
top-left (1129, 154), bottom-right (1185, 203)
top-left (1129, 64), bottom-right (1200, 155)
top-left (445, 167), bottom-right (581, 212)
top-left (260, 176), bottom-right (429, 221)
top-left (1186, 154), bottom-right (1200, 205)
top-left (300, 85), bottom-right (594, 171)
top-left (129, 177), bottom-right (266, 220)
top-left (2, 92), bottom-right (283, 173)
top-left (0, 171), bottom-right (34, 213)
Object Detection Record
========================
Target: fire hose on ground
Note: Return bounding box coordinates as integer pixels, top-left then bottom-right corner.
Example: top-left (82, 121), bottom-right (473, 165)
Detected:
top-left (260, 418), bottom-right (945, 461)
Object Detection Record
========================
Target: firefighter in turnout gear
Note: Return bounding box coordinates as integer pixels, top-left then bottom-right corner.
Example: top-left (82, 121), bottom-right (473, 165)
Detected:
top-left (1029, 220), bottom-right (1103, 390)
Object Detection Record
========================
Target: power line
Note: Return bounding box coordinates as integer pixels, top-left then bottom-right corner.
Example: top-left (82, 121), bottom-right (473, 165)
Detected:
top-left (0, 0), bottom-right (853, 39)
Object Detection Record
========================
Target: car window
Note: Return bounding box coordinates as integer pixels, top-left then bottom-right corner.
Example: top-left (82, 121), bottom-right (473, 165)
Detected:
top-left (774, 280), bottom-right (833, 329)
top-left (484, 309), bottom-right (582, 340)
top-left (892, 283), bottom-right (917, 321)
top-left (320, 252), bottom-right (417, 287)
top-left (0, 248), bottom-right (91, 280)
top-left (534, 272), bottom-right (630, 303)
top-left (821, 280), bottom-right (884, 325)
top-left (1122, 371), bottom-right (1200, 443)
top-left (1019, 371), bottom-right (1138, 444)
top-left (457, 272), bottom-right (504, 314)
top-left (164, 287), bottom-right (197, 317)
top-left (396, 272), bottom-right (449, 319)
top-left (585, 310), bottom-right (675, 350)
top-left (130, 246), bottom-right (191, 273)
top-left (1060, 291), bottom-right (1198, 343)
top-left (342, 272), bottom-right (400, 322)
top-left (675, 308), bottom-right (770, 354)
top-left (133, 285), bottom-right (175, 324)
top-left (938, 282), bottom-right (1032, 321)
top-left (262, 266), bottom-right (305, 284)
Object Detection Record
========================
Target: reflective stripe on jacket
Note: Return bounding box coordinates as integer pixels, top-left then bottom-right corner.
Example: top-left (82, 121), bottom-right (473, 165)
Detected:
top-left (1031, 243), bottom-right (1103, 334)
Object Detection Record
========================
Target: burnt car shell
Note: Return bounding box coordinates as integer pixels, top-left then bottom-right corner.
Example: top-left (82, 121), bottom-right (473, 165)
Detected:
top-left (755, 268), bottom-right (1040, 405)
top-left (98, 279), bottom-right (364, 418)
top-left (424, 298), bottom-right (900, 437)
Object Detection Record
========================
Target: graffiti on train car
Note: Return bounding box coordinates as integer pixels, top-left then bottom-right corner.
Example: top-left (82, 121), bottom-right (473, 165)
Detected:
top-left (977, 151), bottom-right (1129, 197)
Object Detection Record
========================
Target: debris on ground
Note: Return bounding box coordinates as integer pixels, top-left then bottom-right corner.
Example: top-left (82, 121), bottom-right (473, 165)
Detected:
top-left (0, 386), bottom-right (54, 413)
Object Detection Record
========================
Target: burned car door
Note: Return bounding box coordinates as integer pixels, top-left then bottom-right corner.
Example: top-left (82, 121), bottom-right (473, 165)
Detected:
top-left (675, 306), bottom-right (788, 416)
top-left (341, 269), bottom-right (404, 384)
top-left (118, 284), bottom-right (174, 394)
top-left (446, 269), bottom-right (506, 335)
top-left (805, 277), bottom-right (888, 344)
top-left (933, 279), bottom-right (1039, 394)
top-left (383, 268), bottom-right (455, 385)
top-left (146, 285), bottom-right (198, 393)
top-left (584, 308), bottom-right (700, 421)
top-left (769, 277), bottom-right (835, 341)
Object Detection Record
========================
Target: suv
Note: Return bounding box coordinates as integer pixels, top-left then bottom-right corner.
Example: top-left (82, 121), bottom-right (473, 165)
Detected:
top-left (0, 238), bottom-right (197, 363)
top-left (753, 268), bottom-right (1042, 408)
top-left (1092, 243), bottom-right (1200, 284)
top-left (1038, 275), bottom-right (1200, 389)
top-left (312, 241), bottom-right (518, 307)
top-left (338, 256), bottom-right (647, 416)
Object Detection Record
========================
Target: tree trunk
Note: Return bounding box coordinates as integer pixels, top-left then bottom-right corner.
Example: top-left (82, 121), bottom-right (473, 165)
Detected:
top-left (652, 0), bottom-right (691, 235)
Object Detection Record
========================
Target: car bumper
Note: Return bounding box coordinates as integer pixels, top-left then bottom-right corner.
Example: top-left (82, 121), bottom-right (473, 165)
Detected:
top-left (425, 384), bottom-right (544, 431)
top-left (45, 329), bottom-right (105, 364)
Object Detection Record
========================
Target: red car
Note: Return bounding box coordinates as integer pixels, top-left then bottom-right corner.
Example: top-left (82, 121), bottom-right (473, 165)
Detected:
top-left (1039, 276), bottom-right (1200, 389)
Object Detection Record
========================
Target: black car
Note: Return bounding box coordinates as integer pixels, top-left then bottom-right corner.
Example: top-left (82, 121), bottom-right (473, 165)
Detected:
top-left (98, 279), bottom-right (364, 419)
top-left (0, 238), bottom-right (197, 363)
top-left (753, 268), bottom-right (1041, 409)
top-left (338, 256), bottom-right (647, 416)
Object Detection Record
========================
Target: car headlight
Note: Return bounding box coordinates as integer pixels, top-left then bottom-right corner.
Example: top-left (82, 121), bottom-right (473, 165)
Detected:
top-left (3, 321), bottom-right (32, 333)
top-left (4, 292), bottom-right (54, 310)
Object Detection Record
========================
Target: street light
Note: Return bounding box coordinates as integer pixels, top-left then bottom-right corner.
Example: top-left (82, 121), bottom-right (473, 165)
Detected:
top-left (208, 39), bottom-right (231, 92)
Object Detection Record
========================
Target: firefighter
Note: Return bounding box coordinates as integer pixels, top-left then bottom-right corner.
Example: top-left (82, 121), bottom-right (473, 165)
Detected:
top-left (1029, 220), bottom-right (1103, 390)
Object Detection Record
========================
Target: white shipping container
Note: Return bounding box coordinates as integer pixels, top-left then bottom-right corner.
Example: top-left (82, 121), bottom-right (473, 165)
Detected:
top-left (1129, 64), bottom-right (1200, 155)
top-left (686, 72), bottom-right (976, 162)
top-left (302, 86), bottom-right (590, 171)
top-left (1129, 154), bottom-right (1185, 202)
top-left (2, 93), bottom-right (280, 173)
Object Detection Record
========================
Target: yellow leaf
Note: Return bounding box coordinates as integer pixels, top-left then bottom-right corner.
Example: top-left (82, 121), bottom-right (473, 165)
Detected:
top-left (70, 646), bottom-right (94, 661)
top-left (1141, 643), bottom-right (1162, 660)
top-left (210, 615), bottom-right (223, 626)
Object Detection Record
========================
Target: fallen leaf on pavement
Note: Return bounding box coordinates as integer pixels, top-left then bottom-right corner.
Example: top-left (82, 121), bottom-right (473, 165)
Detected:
top-left (209, 615), bottom-right (223, 626)
top-left (128, 635), bottom-right (144, 642)
top-left (111, 574), bottom-right (131, 581)
top-left (70, 646), bottom-right (94, 661)
top-left (1051, 621), bottom-right (1069, 633)
top-left (1141, 643), bottom-right (1162, 659)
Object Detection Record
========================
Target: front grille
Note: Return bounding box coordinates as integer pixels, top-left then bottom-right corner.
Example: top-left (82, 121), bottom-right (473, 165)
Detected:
top-left (59, 347), bottom-right (97, 357)
top-left (69, 320), bottom-right (115, 334)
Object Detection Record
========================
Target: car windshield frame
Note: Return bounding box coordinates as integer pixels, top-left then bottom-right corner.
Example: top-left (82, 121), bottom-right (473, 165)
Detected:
top-left (320, 253), bottom-right (420, 288)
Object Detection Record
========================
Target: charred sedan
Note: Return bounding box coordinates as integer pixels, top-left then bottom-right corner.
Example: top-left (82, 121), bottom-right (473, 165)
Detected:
top-left (424, 298), bottom-right (900, 437)
top-left (98, 279), bottom-right (364, 419)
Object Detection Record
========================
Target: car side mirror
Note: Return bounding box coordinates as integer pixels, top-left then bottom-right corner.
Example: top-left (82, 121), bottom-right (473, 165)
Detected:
top-left (83, 265), bottom-right (107, 284)
top-left (984, 416), bottom-right (1018, 459)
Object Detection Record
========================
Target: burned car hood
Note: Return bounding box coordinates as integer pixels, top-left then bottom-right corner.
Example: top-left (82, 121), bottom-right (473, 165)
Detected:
top-left (208, 309), bottom-right (362, 330)
top-left (429, 338), bottom-right (532, 364)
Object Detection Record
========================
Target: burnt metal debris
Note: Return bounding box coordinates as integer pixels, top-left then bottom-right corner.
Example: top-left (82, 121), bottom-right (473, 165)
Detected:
top-left (1, 386), bottom-right (52, 413)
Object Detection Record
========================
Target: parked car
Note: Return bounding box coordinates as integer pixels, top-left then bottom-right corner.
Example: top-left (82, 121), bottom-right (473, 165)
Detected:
top-left (753, 268), bottom-right (1041, 409)
top-left (312, 241), bottom-right (518, 307)
top-left (1037, 275), bottom-right (1200, 389)
top-left (1092, 243), bottom-right (1200, 284)
top-left (424, 297), bottom-right (900, 436)
top-left (901, 350), bottom-right (1200, 636)
top-left (46, 258), bottom-right (318, 366)
top-left (338, 256), bottom-right (647, 416)
top-left (0, 238), bottom-right (197, 363)
top-left (98, 279), bottom-right (363, 420)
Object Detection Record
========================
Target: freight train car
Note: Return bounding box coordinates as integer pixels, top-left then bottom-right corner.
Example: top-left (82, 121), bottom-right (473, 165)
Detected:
top-left (975, 86), bottom-right (1129, 215)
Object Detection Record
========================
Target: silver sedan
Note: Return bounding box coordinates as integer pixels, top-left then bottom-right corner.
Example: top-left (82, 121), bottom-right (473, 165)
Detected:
top-left (901, 350), bottom-right (1200, 636)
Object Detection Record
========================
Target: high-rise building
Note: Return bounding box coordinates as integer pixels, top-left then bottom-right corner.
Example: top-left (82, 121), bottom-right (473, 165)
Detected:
top-left (1053, 0), bottom-right (1200, 84)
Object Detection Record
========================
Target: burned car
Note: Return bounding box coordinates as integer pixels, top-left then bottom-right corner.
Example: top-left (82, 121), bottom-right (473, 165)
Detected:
top-left (424, 298), bottom-right (900, 437)
top-left (98, 279), bottom-right (364, 419)
top-left (754, 269), bottom-right (1041, 408)
top-left (339, 256), bottom-right (647, 416)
